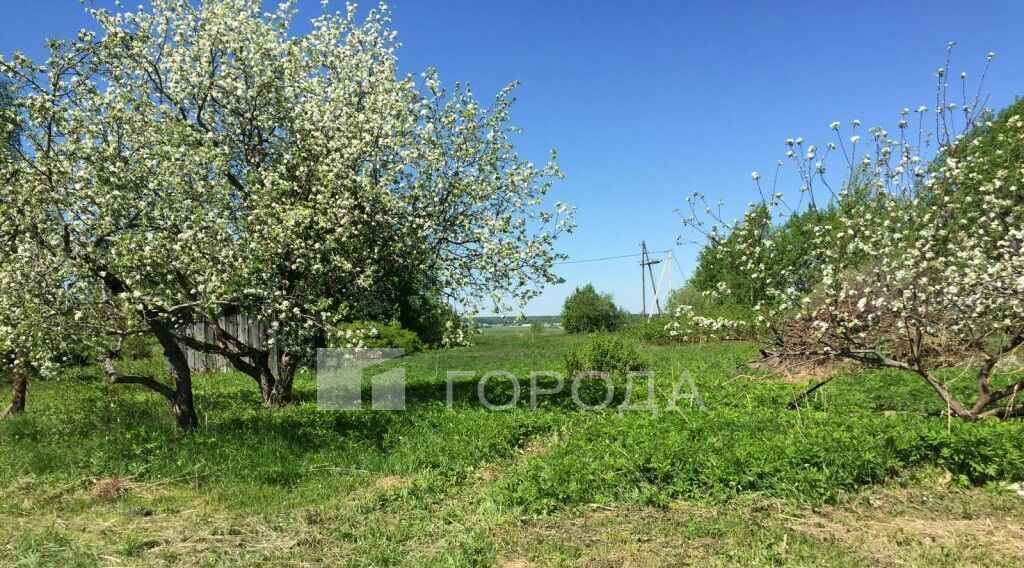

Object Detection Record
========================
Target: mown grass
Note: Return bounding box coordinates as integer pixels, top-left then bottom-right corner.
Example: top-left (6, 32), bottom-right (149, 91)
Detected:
top-left (0, 328), bottom-right (1022, 566)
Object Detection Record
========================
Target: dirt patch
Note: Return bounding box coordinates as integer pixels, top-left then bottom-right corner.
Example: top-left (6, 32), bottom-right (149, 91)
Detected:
top-left (519, 438), bottom-right (549, 460)
top-left (495, 503), bottom-right (716, 567)
top-left (373, 476), bottom-right (408, 491)
top-left (496, 559), bottom-right (537, 568)
top-left (477, 468), bottom-right (501, 483)
top-left (341, 475), bottom-right (413, 505)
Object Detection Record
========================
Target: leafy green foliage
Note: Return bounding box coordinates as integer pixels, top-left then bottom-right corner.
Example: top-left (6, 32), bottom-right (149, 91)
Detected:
top-left (664, 285), bottom-right (757, 326)
top-left (684, 200), bottom-right (854, 320)
top-left (496, 411), bottom-right (1024, 510)
top-left (564, 334), bottom-right (649, 377)
top-left (623, 318), bottom-right (682, 345)
top-left (333, 321), bottom-right (425, 353)
top-left (924, 97), bottom-right (1024, 252)
top-left (352, 270), bottom-right (462, 347)
top-left (678, 174), bottom-right (878, 334)
top-left (560, 284), bottom-right (627, 334)
top-left (118, 336), bottom-right (156, 361)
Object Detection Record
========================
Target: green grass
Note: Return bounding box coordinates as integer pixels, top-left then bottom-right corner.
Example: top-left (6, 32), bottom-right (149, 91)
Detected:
top-left (0, 328), bottom-right (1022, 566)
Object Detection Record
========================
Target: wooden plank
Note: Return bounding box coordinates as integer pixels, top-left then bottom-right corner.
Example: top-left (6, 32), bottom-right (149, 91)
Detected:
top-left (179, 312), bottom-right (282, 375)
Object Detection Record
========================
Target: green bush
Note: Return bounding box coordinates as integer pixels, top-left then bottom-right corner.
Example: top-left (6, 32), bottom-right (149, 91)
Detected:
top-left (396, 292), bottom-right (461, 347)
top-left (560, 284), bottom-right (627, 334)
top-left (625, 318), bottom-right (681, 345)
top-left (565, 335), bottom-right (649, 377)
top-left (664, 284), bottom-right (755, 323)
top-left (333, 321), bottom-right (424, 353)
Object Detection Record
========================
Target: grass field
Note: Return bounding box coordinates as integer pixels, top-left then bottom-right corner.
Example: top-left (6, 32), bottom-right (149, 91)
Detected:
top-left (1, 329), bottom-right (1023, 566)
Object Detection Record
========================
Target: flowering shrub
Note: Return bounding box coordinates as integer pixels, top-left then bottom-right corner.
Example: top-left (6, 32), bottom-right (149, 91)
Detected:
top-left (664, 304), bottom-right (753, 342)
top-left (681, 46), bottom-right (1024, 420)
top-left (331, 321), bottom-right (424, 353)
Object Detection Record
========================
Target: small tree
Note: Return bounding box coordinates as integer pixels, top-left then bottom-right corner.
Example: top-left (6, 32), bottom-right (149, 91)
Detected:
top-left (1, 77), bottom-right (94, 417)
top-left (0, 238), bottom-right (98, 418)
top-left (561, 284), bottom-right (627, 333)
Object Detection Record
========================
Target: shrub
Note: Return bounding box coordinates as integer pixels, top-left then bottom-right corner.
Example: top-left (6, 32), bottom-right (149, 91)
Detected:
top-left (664, 284), bottom-right (757, 324)
top-left (396, 291), bottom-right (462, 347)
top-left (332, 321), bottom-right (424, 353)
top-left (624, 318), bottom-right (680, 345)
top-left (565, 335), bottom-right (649, 377)
top-left (561, 284), bottom-right (627, 334)
top-left (664, 304), bottom-right (755, 342)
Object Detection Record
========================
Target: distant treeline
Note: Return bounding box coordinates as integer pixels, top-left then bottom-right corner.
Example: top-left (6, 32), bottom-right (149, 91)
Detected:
top-left (475, 315), bottom-right (561, 327)
top-left (476, 313), bottom-right (652, 327)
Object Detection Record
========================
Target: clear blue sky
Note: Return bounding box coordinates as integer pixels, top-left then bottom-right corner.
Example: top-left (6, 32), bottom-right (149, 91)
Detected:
top-left (4, 1), bottom-right (1024, 315)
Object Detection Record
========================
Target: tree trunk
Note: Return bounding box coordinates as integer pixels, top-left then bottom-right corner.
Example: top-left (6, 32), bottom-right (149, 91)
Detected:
top-left (98, 272), bottom-right (198, 430)
top-left (251, 351), bottom-right (280, 407)
top-left (214, 347), bottom-right (282, 407)
top-left (2, 366), bottom-right (27, 418)
top-left (248, 350), bottom-right (299, 408)
top-left (151, 320), bottom-right (199, 431)
top-left (272, 351), bottom-right (299, 405)
top-left (171, 364), bottom-right (199, 431)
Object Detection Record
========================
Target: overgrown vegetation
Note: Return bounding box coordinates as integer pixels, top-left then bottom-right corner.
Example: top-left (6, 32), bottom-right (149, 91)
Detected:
top-left (332, 321), bottom-right (426, 353)
top-left (564, 334), bottom-right (649, 376)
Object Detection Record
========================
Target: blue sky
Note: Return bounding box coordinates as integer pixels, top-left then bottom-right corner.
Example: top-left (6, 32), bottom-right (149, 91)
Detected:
top-left (4, 1), bottom-right (1024, 315)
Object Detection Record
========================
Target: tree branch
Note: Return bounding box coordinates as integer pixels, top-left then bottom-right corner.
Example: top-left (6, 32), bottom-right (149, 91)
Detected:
top-left (100, 354), bottom-right (175, 401)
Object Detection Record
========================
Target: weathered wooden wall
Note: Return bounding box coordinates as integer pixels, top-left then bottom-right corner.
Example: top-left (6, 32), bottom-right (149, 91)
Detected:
top-left (182, 313), bottom-right (279, 374)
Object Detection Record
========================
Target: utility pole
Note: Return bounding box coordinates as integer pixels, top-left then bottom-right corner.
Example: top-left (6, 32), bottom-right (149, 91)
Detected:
top-left (641, 243), bottom-right (646, 318)
top-left (640, 241), bottom-right (662, 317)
top-left (666, 251), bottom-right (673, 303)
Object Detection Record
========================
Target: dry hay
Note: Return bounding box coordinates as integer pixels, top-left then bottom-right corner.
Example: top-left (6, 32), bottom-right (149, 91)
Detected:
top-left (93, 477), bottom-right (132, 502)
top-left (791, 485), bottom-right (1024, 565)
top-left (494, 485), bottom-right (1024, 567)
top-left (748, 352), bottom-right (853, 384)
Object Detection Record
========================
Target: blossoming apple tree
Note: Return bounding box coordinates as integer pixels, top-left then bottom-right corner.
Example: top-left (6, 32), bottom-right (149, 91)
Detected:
top-left (678, 47), bottom-right (1024, 420)
top-left (0, 0), bottom-right (572, 427)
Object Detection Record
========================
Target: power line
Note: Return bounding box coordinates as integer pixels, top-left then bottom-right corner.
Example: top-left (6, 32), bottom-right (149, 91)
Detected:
top-left (555, 250), bottom-right (670, 265)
